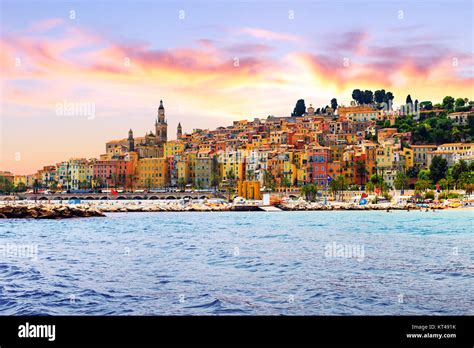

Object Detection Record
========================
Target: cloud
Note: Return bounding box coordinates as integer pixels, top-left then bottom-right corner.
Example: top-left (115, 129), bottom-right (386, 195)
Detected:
top-left (237, 27), bottom-right (304, 43)
top-left (27, 18), bottom-right (65, 33)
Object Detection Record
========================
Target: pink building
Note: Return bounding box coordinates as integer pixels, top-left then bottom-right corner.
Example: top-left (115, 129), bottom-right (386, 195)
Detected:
top-left (93, 160), bottom-right (134, 188)
top-left (306, 146), bottom-right (330, 186)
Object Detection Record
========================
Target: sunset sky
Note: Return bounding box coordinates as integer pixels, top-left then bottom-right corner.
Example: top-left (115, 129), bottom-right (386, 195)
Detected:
top-left (1, 0), bottom-right (473, 174)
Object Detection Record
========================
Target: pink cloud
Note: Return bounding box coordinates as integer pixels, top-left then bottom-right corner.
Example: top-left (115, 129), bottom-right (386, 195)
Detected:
top-left (238, 27), bottom-right (304, 43)
top-left (28, 18), bottom-right (65, 33)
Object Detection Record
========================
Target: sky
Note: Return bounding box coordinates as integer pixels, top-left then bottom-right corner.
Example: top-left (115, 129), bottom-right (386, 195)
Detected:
top-left (1, 0), bottom-right (473, 174)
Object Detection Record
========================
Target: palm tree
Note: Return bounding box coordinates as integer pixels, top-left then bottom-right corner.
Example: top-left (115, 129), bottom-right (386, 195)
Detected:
top-left (281, 176), bottom-right (292, 188)
top-left (301, 183), bottom-right (319, 202)
top-left (394, 172), bottom-right (408, 195)
top-left (246, 169), bottom-right (255, 181)
top-left (336, 176), bottom-right (348, 201)
top-left (263, 169), bottom-right (275, 192)
top-left (210, 168), bottom-right (221, 192)
top-left (226, 169), bottom-right (236, 201)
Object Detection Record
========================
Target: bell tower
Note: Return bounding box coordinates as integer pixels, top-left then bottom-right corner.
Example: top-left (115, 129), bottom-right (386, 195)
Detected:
top-left (155, 100), bottom-right (168, 143)
top-left (128, 129), bottom-right (134, 152)
top-left (177, 122), bottom-right (182, 139)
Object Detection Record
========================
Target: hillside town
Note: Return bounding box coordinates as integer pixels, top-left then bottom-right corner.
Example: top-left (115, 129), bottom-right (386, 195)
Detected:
top-left (1, 91), bottom-right (473, 202)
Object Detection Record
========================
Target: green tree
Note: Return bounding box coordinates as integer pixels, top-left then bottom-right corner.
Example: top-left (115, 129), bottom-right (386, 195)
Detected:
top-left (417, 169), bottom-right (431, 181)
top-left (383, 92), bottom-right (394, 109)
top-left (0, 176), bottom-right (14, 193)
top-left (406, 94), bottom-right (413, 105)
top-left (263, 170), bottom-right (276, 192)
top-left (281, 176), bottom-right (292, 188)
top-left (352, 89), bottom-right (363, 105)
top-left (442, 96), bottom-right (455, 110)
top-left (429, 156), bottom-right (448, 184)
top-left (374, 89), bottom-right (386, 104)
top-left (363, 90), bottom-right (373, 104)
top-left (415, 179), bottom-right (431, 193)
top-left (226, 169), bottom-right (236, 201)
top-left (210, 167), bottom-right (221, 192)
top-left (419, 101), bottom-right (433, 110)
top-left (451, 160), bottom-right (468, 181)
top-left (455, 97), bottom-right (465, 109)
top-left (245, 169), bottom-right (255, 181)
top-left (301, 183), bottom-right (319, 202)
top-left (292, 99), bottom-right (306, 117)
top-left (330, 98), bottom-right (338, 111)
top-left (15, 182), bottom-right (27, 193)
top-left (394, 172), bottom-right (408, 195)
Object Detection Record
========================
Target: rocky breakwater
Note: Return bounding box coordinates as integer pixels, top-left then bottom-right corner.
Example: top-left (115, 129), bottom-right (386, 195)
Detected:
top-left (278, 200), bottom-right (420, 211)
top-left (94, 201), bottom-right (233, 213)
top-left (0, 203), bottom-right (105, 219)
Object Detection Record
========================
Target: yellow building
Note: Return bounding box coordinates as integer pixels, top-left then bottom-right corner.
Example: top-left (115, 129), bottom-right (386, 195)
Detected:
top-left (164, 141), bottom-right (184, 157)
top-left (176, 157), bottom-right (190, 183)
top-left (220, 150), bottom-right (244, 182)
top-left (237, 181), bottom-right (261, 200)
top-left (376, 142), bottom-right (393, 169)
top-left (136, 157), bottom-right (168, 188)
top-left (337, 105), bottom-right (380, 121)
top-left (401, 147), bottom-right (414, 170)
top-left (283, 152), bottom-right (297, 185)
top-left (69, 158), bottom-right (93, 189)
top-left (187, 151), bottom-right (198, 183)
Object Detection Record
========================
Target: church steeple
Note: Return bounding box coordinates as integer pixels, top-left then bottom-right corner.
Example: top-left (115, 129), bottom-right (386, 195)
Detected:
top-left (157, 100), bottom-right (165, 123)
top-left (155, 100), bottom-right (168, 143)
top-left (177, 122), bottom-right (182, 139)
top-left (128, 129), bottom-right (134, 152)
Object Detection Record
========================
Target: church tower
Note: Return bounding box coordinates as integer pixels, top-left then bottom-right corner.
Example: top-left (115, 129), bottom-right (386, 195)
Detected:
top-left (177, 122), bottom-right (182, 139)
top-left (155, 100), bottom-right (168, 143)
top-left (128, 129), bottom-right (134, 152)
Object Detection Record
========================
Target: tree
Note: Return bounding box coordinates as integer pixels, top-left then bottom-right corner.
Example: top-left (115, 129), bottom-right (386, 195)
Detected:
top-left (301, 183), bottom-right (319, 202)
top-left (455, 98), bottom-right (465, 109)
top-left (429, 156), bottom-right (448, 184)
top-left (49, 181), bottom-right (58, 191)
top-left (451, 160), bottom-right (468, 181)
top-left (177, 177), bottom-right (186, 191)
top-left (365, 181), bottom-right (374, 193)
top-left (417, 169), bottom-right (431, 181)
top-left (226, 169), bottom-right (236, 201)
top-left (394, 172), bottom-right (408, 195)
top-left (0, 176), bottom-right (13, 193)
top-left (263, 170), bottom-right (276, 191)
top-left (15, 182), bottom-right (27, 193)
top-left (281, 176), bottom-right (292, 188)
top-left (292, 99), bottom-right (306, 117)
top-left (363, 90), bottom-right (373, 104)
top-left (330, 98), bottom-right (338, 111)
top-left (419, 101), bottom-right (433, 110)
top-left (352, 89), bottom-right (363, 105)
top-left (335, 176), bottom-right (348, 201)
top-left (210, 167), bottom-right (221, 192)
top-left (374, 89), bottom-right (386, 104)
top-left (414, 99), bottom-right (419, 111)
top-left (442, 96), bottom-right (455, 110)
top-left (438, 178), bottom-right (449, 191)
top-left (383, 92), bottom-right (394, 109)
top-left (245, 169), bottom-right (255, 181)
top-left (415, 179), bottom-right (431, 193)
top-left (406, 94), bottom-right (413, 105)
